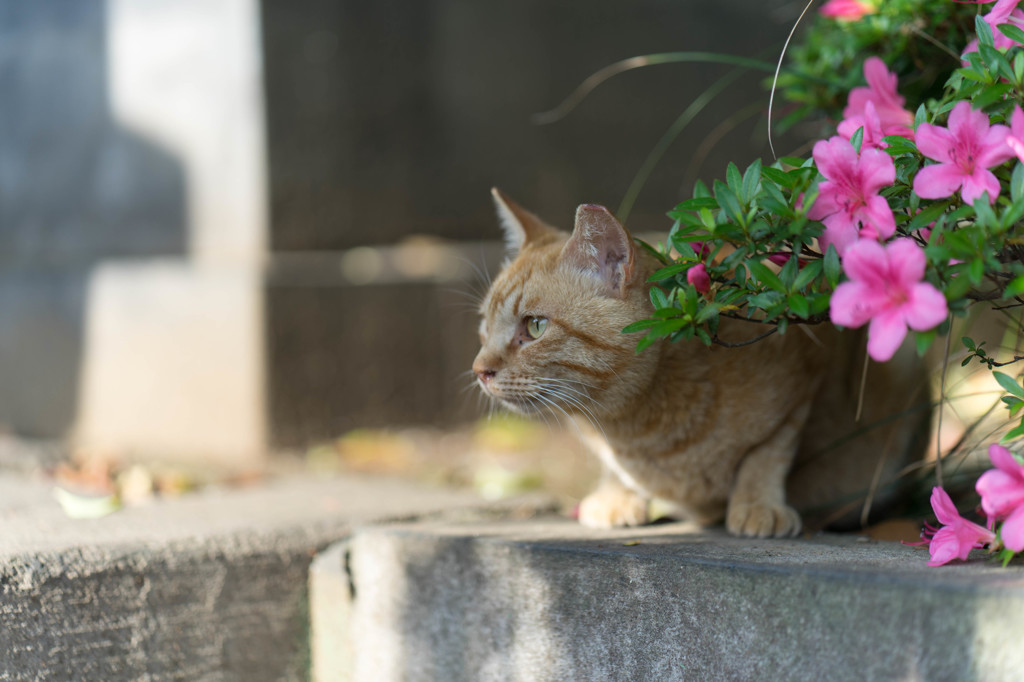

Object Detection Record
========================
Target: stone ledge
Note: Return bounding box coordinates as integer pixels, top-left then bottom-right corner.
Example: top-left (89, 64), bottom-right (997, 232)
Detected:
top-left (0, 474), bottom-right (531, 680)
top-left (332, 517), bottom-right (1024, 682)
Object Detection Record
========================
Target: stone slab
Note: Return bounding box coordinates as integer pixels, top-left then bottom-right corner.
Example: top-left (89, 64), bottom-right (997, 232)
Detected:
top-left (0, 473), bottom-right (503, 680)
top-left (340, 517), bottom-right (1024, 682)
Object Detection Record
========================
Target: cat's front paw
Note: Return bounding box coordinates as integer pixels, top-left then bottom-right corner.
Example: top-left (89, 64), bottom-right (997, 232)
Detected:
top-left (577, 486), bottom-right (649, 529)
top-left (726, 501), bottom-right (802, 538)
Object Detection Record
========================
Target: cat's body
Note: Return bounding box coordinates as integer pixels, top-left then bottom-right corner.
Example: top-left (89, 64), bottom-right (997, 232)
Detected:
top-left (474, 190), bottom-right (929, 537)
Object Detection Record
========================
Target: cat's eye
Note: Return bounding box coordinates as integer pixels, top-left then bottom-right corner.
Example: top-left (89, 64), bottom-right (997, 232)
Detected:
top-left (525, 317), bottom-right (548, 339)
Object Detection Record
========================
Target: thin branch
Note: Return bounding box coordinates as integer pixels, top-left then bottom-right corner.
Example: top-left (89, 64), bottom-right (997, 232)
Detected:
top-left (936, 319), bottom-right (954, 489)
top-left (768, 0), bottom-right (817, 160)
top-left (711, 327), bottom-right (778, 348)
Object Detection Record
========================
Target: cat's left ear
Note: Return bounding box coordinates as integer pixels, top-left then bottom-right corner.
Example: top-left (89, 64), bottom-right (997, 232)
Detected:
top-left (560, 204), bottom-right (636, 297)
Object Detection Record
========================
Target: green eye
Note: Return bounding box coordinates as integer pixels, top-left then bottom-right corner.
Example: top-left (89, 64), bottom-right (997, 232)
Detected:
top-left (526, 317), bottom-right (548, 339)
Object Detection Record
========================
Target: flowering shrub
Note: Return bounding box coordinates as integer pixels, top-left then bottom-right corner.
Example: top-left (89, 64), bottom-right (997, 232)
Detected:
top-left (622, 0), bottom-right (1024, 565)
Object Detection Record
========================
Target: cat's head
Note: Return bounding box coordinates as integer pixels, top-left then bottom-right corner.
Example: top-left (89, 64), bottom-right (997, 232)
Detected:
top-left (472, 189), bottom-right (656, 421)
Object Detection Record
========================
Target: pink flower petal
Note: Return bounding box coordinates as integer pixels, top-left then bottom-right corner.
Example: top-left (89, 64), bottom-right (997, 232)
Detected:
top-left (860, 147), bottom-right (897, 192)
top-left (904, 283), bottom-right (948, 331)
top-left (927, 526), bottom-right (964, 566)
top-left (914, 163), bottom-right (966, 200)
top-left (979, 125), bottom-right (1012, 167)
top-left (812, 137), bottom-right (859, 182)
top-left (1012, 107), bottom-right (1024, 140)
top-left (915, 123), bottom-right (955, 164)
top-left (961, 169), bottom-right (1001, 205)
top-left (821, 214), bottom-right (861, 256)
top-left (867, 308), bottom-right (908, 361)
top-left (860, 195), bottom-right (896, 240)
top-left (947, 101), bottom-right (985, 142)
top-left (1000, 505), bottom-right (1024, 552)
top-left (930, 486), bottom-right (961, 526)
top-left (839, 239), bottom-right (890, 287)
top-left (829, 282), bottom-right (886, 328)
top-left (687, 263), bottom-right (711, 294)
top-left (1008, 136), bottom-right (1024, 163)
top-left (990, 443), bottom-right (1023, 476)
top-left (808, 182), bottom-right (841, 220)
top-left (886, 239), bottom-right (926, 286)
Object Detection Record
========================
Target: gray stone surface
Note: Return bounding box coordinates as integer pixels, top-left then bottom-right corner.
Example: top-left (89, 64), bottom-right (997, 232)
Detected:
top-left (341, 517), bottom-right (1024, 682)
top-left (0, 473), bottom-right (496, 680)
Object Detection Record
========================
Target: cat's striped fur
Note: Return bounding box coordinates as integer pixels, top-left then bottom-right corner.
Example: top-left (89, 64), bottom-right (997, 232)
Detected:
top-left (474, 189), bottom-right (929, 537)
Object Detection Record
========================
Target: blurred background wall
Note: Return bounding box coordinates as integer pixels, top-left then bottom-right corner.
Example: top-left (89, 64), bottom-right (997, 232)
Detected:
top-left (0, 0), bottom-right (808, 466)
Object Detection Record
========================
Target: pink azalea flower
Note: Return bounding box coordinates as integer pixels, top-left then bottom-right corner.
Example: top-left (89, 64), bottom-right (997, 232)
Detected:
top-left (914, 101), bottom-right (1012, 205)
top-left (837, 100), bottom-right (887, 150)
top-left (977, 443), bottom-right (1024, 552)
top-left (690, 242), bottom-right (711, 259)
top-left (808, 136), bottom-right (896, 256)
top-left (843, 57), bottom-right (914, 140)
top-left (926, 486), bottom-right (996, 567)
top-left (819, 0), bottom-right (874, 21)
top-left (962, 0), bottom-right (1024, 58)
top-left (687, 263), bottom-right (710, 294)
top-left (1007, 106), bottom-right (1024, 162)
top-left (829, 239), bottom-right (948, 362)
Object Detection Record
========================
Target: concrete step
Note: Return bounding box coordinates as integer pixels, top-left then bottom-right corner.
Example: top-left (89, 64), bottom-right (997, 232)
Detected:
top-left (0, 473), bottom-right (531, 680)
top-left (317, 516), bottom-right (1024, 682)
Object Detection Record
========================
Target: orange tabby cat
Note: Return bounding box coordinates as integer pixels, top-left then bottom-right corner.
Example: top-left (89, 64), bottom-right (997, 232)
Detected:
top-left (473, 189), bottom-right (930, 537)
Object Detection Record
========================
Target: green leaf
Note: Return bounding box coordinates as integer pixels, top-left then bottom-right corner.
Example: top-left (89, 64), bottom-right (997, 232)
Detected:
top-left (621, 319), bottom-right (661, 334)
top-left (1012, 163), bottom-right (1024, 204)
top-left (882, 136), bottom-right (918, 155)
top-left (762, 166), bottom-right (795, 188)
top-left (1004, 273), bottom-right (1024, 299)
top-left (635, 333), bottom-right (658, 354)
top-left (916, 329), bottom-right (937, 357)
top-left (809, 293), bottom-right (830, 315)
top-left (634, 238), bottom-right (671, 265)
top-left (974, 194), bottom-right (998, 228)
top-left (823, 244), bottom-right (842, 288)
top-left (999, 23), bottom-right (1024, 46)
top-left (650, 286), bottom-right (670, 309)
top-left (653, 306), bottom-right (683, 319)
top-left (648, 262), bottom-right (691, 282)
top-left (675, 197), bottom-right (720, 211)
top-left (914, 104), bottom-right (927, 129)
top-left (786, 293), bottom-right (809, 318)
top-left (1002, 421), bottom-right (1024, 442)
top-left (747, 260), bottom-right (786, 292)
top-left (994, 371), bottom-right (1024, 399)
top-left (695, 302), bottom-right (720, 324)
top-left (713, 180), bottom-right (744, 226)
top-left (742, 159), bottom-right (762, 205)
top-left (973, 82), bottom-right (1014, 109)
top-left (651, 317), bottom-right (690, 337)
top-left (977, 14), bottom-right (995, 48)
top-left (969, 258), bottom-right (986, 285)
top-left (793, 260), bottom-right (824, 291)
top-left (726, 162), bottom-right (743, 196)
top-left (849, 126), bottom-right (864, 154)
top-left (908, 202), bottom-right (949, 231)
top-left (778, 255), bottom-right (799, 290)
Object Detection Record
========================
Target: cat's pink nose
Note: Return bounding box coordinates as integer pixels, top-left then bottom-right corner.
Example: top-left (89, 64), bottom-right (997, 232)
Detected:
top-left (475, 368), bottom-right (496, 384)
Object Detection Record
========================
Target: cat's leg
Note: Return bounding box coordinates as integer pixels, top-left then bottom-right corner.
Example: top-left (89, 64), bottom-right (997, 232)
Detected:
top-left (726, 402), bottom-right (811, 538)
top-left (577, 469), bottom-right (650, 529)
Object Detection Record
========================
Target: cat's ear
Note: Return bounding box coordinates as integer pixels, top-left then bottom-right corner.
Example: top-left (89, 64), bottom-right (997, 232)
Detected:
top-left (491, 188), bottom-right (555, 254)
top-left (560, 204), bottom-right (636, 297)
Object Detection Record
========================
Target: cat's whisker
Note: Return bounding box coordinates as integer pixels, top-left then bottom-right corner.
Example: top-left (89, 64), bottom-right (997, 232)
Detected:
top-left (538, 386), bottom-right (606, 441)
top-left (532, 392), bottom-right (576, 431)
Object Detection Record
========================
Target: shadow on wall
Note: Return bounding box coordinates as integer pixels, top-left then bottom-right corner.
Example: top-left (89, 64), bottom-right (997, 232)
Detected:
top-left (351, 527), bottom-right (1000, 682)
top-left (0, 0), bottom-right (186, 437)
